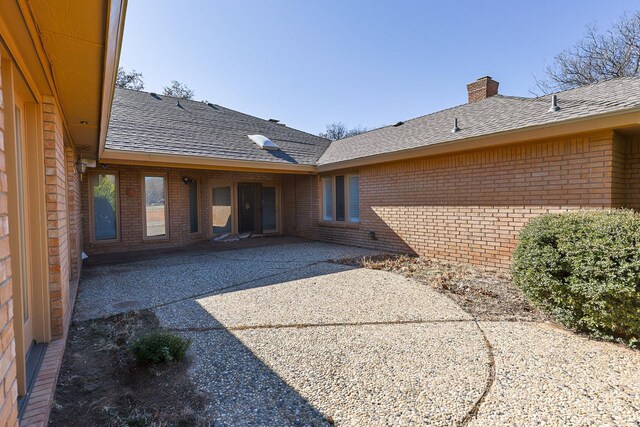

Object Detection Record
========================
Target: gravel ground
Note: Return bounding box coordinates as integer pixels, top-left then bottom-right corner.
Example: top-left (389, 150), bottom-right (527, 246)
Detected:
top-left (75, 242), bottom-right (380, 321)
top-left (186, 322), bottom-right (488, 426)
top-left (155, 265), bottom-right (471, 330)
top-left (74, 241), bottom-right (640, 425)
top-left (470, 322), bottom-right (640, 426)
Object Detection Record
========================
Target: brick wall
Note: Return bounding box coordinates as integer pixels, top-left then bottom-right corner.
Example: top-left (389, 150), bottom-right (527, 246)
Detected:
top-left (43, 97), bottom-right (70, 338)
top-left (65, 148), bottom-right (83, 279)
top-left (0, 50), bottom-right (18, 427)
top-left (623, 137), bottom-right (640, 210)
top-left (82, 164), bottom-right (285, 254)
top-left (285, 131), bottom-right (621, 269)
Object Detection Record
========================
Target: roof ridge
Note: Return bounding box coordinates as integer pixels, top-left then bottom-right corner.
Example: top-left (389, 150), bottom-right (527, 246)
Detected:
top-left (534, 75), bottom-right (640, 98)
top-left (333, 95), bottom-right (537, 144)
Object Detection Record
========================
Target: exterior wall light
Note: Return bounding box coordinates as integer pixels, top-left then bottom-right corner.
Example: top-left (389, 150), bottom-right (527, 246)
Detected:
top-left (76, 158), bottom-right (96, 180)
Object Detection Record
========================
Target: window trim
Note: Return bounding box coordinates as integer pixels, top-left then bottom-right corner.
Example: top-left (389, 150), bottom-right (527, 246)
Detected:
top-left (319, 172), bottom-right (359, 225)
top-left (88, 171), bottom-right (121, 244)
top-left (142, 173), bottom-right (170, 241)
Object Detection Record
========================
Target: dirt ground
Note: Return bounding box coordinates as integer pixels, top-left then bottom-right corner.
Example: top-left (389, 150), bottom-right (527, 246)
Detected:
top-left (336, 254), bottom-right (549, 322)
top-left (49, 310), bottom-right (207, 426)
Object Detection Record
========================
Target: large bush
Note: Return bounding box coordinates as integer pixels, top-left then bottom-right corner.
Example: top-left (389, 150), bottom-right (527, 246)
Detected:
top-left (512, 210), bottom-right (640, 347)
top-left (131, 331), bottom-right (191, 364)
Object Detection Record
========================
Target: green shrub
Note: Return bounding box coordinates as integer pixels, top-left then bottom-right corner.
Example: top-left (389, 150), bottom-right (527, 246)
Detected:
top-left (130, 331), bottom-right (191, 364)
top-left (512, 210), bottom-right (640, 347)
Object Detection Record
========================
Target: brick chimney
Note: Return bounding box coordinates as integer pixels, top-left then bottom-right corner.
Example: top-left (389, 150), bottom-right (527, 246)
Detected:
top-left (466, 76), bottom-right (499, 103)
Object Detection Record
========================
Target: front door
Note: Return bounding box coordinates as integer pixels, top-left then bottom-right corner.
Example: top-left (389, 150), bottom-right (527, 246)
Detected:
top-left (237, 183), bottom-right (262, 234)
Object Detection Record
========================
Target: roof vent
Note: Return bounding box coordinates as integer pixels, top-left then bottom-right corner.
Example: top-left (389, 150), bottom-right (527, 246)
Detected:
top-left (393, 121), bottom-right (404, 127)
top-left (248, 134), bottom-right (279, 151)
top-left (150, 92), bottom-right (162, 100)
top-left (268, 119), bottom-right (280, 123)
top-left (451, 118), bottom-right (460, 133)
top-left (549, 94), bottom-right (560, 112)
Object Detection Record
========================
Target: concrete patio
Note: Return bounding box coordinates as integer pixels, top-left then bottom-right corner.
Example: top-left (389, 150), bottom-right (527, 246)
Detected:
top-left (74, 240), bottom-right (640, 426)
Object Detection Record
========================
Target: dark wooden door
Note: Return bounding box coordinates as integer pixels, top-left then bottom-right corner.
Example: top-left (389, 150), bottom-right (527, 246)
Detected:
top-left (237, 183), bottom-right (262, 234)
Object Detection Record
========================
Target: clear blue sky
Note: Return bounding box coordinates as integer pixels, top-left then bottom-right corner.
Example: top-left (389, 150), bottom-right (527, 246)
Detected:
top-left (119, 0), bottom-right (639, 134)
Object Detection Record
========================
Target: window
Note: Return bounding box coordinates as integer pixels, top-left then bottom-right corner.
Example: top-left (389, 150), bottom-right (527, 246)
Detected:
top-left (189, 180), bottom-right (199, 233)
top-left (212, 185), bottom-right (232, 234)
top-left (262, 186), bottom-right (277, 232)
top-left (90, 173), bottom-right (119, 241)
top-left (322, 176), bottom-right (332, 221)
top-left (349, 174), bottom-right (359, 223)
top-left (143, 175), bottom-right (168, 238)
top-left (335, 175), bottom-right (345, 221)
top-left (321, 173), bottom-right (359, 224)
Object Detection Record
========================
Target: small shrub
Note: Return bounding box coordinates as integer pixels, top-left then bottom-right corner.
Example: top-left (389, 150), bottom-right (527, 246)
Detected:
top-left (130, 331), bottom-right (191, 364)
top-left (512, 210), bottom-right (640, 347)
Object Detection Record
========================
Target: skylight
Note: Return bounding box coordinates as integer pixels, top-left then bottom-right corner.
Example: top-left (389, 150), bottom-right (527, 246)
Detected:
top-left (248, 134), bottom-right (279, 151)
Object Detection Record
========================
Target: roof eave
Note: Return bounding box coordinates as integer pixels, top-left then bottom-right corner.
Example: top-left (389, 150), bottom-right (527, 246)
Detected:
top-left (100, 148), bottom-right (317, 174)
top-left (316, 108), bottom-right (640, 172)
top-left (98, 0), bottom-right (128, 158)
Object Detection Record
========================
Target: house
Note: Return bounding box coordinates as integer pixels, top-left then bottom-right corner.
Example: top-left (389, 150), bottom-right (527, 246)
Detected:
top-left (1, 0), bottom-right (640, 425)
top-left (0, 0), bottom-right (126, 424)
top-left (88, 77), bottom-right (640, 271)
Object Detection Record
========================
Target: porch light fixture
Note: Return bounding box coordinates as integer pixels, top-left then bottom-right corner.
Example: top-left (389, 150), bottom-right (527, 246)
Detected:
top-left (182, 177), bottom-right (194, 185)
top-left (75, 158), bottom-right (96, 181)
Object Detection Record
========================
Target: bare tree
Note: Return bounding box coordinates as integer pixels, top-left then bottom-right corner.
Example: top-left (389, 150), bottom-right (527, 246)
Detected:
top-left (320, 122), bottom-right (368, 140)
top-left (536, 12), bottom-right (640, 93)
top-left (162, 80), bottom-right (195, 100)
top-left (116, 67), bottom-right (145, 90)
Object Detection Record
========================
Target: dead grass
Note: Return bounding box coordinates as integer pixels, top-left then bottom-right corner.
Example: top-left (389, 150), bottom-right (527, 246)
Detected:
top-left (337, 254), bottom-right (548, 322)
top-left (50, 310), bottom-right (208, 426)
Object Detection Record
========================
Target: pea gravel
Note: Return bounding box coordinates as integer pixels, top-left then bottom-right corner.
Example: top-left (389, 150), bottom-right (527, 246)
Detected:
top-left (186, 322), bottom-right (488, 426)
top-left (469, 322), bottom-right (640, 426)
top-left (155, 265), bottom-right (471, 330)
top-left (73, 241), bottom-right (640, 425)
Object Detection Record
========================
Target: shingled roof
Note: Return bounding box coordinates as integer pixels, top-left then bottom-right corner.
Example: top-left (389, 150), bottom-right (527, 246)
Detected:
top-left (317, 77), bottom-right (640, 165)
top-left (105, 88), bottom-right (331, 166)
top-left (105, 78), bottom-right (640, 169)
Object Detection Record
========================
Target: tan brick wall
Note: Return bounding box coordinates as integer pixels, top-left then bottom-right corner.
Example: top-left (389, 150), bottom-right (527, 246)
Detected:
top-left (0, 50), bottom-right (19, 427)
top-left (65, 148), bottom-right (83, 279)
top-left (82, 164), bottom-right (285, 255)
top-left (43, 97), bottom-right (70, 338)
top-left (286, 131), bottom-right (621, 269)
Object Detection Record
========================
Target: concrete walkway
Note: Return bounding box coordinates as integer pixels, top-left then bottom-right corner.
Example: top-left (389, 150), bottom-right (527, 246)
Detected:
top-left (75, 241), bottom-right (640, 426)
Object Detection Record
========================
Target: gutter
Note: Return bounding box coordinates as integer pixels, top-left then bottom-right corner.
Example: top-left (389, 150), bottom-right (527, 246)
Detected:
top-left (98, 0), bottom-right (128, 159)
top-left (100, 149), bottom-right (317, 174)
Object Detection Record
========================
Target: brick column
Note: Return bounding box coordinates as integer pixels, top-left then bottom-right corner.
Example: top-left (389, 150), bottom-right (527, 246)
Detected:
top-left (65, 147), bottom-right (82, 280)
top-left (42, 97), bottom-right (70, 338)
top-left (0, 49), bottom-right (19, 427)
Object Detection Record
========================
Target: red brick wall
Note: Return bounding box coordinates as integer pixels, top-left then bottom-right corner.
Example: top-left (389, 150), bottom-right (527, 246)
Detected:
top-left (0, 50), bottom-right (18, 427)
top-left (623, 137), bottom-right (640, 210)
top-left (285, 131), bottom-right (621, 269)
top-left (43, 96), bottom-right (70, 338)
top-left (82, 164), bottom-right (285, 254)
